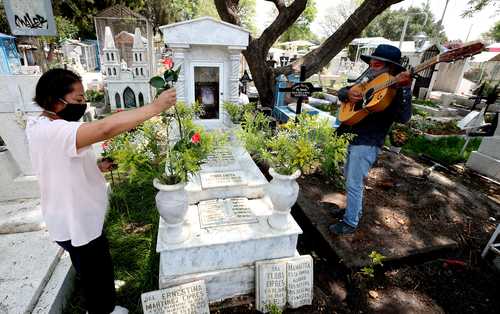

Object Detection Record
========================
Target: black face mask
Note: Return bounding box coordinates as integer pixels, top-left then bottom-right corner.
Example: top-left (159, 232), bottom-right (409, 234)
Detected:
top-left (56, 99), bottom-right (87, 121)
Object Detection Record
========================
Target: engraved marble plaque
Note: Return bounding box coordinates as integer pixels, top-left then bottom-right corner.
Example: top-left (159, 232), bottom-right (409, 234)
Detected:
top-left (141, 280), bottom-right (210, 314)
top-left (255, 255), bottom-right (314, 312)
top-left (286, 255), bottom-right (313, 308)
top-left (255, 261), bottom-right (287, 313)
top-left (200, 171), bottom-right (246, 189)
top-left (203, 147), bottom-right (236, 168)
top-left (198, 198), bottom-right (258, 228)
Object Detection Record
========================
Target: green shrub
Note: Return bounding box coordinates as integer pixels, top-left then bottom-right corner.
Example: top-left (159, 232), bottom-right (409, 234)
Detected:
top-left (311, 92), bottom-right (325, 99)
top-left (85, 89), bottom-right (104, 103)
top-left (412, 98), bottom-right (439, 108)
top-left (223, 102), bottom-right (256, 124)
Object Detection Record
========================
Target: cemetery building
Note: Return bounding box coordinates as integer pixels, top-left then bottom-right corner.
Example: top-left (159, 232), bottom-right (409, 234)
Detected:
top-left (102, 26), bottom-right (151, 110)
top-left (160, 17), bottom-right (249, 124)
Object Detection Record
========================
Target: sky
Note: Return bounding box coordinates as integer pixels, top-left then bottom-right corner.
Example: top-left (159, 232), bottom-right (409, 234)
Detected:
top-left (255, 0), bottom-right (499, 42)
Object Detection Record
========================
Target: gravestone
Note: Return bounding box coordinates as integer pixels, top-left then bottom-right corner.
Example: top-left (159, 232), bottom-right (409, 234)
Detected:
top-left (0, 74), bottom-right (75, 312)
top-left (157, 17), bottom-right (303, 305)
top-left (141, 280), bottom-right (210, 314)
top-left (0, 74), bottom-right (41, 201)
top-left (467, 121), bottom-right (500, 181)
top-left (157, 139), bottom-right (303, 302)
top-left (255, 255), bottom-right (313, 312)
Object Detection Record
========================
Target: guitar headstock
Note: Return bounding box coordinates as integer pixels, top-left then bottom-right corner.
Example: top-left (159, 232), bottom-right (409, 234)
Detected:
top-left (439, 41), bottom-right (485, 63)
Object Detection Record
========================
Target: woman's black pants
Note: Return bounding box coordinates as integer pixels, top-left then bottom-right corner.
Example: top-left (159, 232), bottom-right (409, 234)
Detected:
top-left (57, 233), bottom-right (116, 314)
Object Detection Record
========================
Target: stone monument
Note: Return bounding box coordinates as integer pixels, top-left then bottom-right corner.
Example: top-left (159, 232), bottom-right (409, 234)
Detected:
top-left (156, 16), bottom-right (307, 306)
top-left (0, 75), bottom-right (74, 312)
top-left (467, 121), bottom-right (500, 181)
top-left (159, 17), bottom-right (247, 128)
top-left (0, 74), bottom-right (41, 201)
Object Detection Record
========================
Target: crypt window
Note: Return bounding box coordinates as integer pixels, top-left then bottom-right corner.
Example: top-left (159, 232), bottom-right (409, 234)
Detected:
top-left (194, 66), bottom-right (220, 119)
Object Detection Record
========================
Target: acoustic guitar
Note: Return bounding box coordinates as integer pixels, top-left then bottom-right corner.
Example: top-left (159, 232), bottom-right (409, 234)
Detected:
top-left (338, 41), bottom-right (485, 126)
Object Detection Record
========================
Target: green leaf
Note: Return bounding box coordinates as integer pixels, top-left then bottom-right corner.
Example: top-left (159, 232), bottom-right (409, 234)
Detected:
top-left (164, 71), bottom-right (174, 82)
top-left (149, 76), bottom-right (165, 89)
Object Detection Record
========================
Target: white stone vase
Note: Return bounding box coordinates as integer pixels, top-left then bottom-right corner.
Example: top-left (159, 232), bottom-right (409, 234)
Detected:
top-left (267, 168), bottom-right (301, 230)
top-left (153, 178), bottom-right (190, 244)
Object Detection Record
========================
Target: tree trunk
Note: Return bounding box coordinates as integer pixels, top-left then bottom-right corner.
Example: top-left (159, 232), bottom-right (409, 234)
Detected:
top-left (215, 0), bottom-right (403, 107)
top-left (242, 41), bottom-right (275, 108)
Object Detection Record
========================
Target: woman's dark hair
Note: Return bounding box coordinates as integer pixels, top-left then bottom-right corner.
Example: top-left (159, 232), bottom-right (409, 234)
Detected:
top-left (34, 68), bottom-right (82, 111)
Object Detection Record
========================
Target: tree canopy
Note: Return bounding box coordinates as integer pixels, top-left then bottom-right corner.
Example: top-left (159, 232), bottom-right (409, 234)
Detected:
top-left (484, 20), bottom-right (500, 42)
top-left (279, 0), bottom-right (317, 42)
top-left (362, 4), bottom-right (447, 42)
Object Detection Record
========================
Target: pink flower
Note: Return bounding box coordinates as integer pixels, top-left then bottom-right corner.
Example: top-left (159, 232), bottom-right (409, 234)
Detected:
top-left (101, 141), bottom-right (109, 150)
top-left (162, 58), bottom-right (173, 70)
top-left (191, 133), bottom-right (201, 144)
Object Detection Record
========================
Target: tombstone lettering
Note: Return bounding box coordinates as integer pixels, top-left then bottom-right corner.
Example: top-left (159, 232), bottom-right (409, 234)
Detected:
top-left (279, 65), bottom-right (322, 121)
top-left (198, 198), bottom-right (258, 228)
top-left (255, 255), bottom-right (314, 312)
top-left (141, 280), bottom-right (210, 314)
top-left (286, 255), bottom-right (313, 308)
top-left (3, 0), bottom-right (57, 36)
top-left (203, 147), bottom-right (236, 167)
top-left (255, 260), bottom-right (287, 313)
top-left (200, 171), bottom-right (246, 189)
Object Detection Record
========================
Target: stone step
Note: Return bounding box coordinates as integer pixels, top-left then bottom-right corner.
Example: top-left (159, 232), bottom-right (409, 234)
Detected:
top-left (0, 230), bottom-right (62, 313)
top-left (0, 150), bottom-right (39, 202)
top-left (159, 251), bottom-right (301, 303)
top-left (32, 252), bottom-right (75, 314)
top-left (157, 197), bottom-right (302, 277)
top-left (477, 137), bottom-right (500, 160)
top-left (0, 198), bottom-right (44, 234)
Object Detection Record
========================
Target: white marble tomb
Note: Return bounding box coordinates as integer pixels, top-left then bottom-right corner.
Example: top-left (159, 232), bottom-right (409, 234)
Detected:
top-left (157, 136), bottom-right (303, 303)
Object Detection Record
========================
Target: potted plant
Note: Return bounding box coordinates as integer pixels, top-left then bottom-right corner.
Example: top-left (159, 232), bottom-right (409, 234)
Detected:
top-left (147, 59), bottom-right (220, 243)
top-left (389, 123), bottom-right (410, 153)
top-left (245, 115), bottom-right (344, 229)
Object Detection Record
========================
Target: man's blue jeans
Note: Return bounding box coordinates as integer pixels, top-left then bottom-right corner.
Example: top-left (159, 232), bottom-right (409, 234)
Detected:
top-left (343, 144), bottom-right (380, 228)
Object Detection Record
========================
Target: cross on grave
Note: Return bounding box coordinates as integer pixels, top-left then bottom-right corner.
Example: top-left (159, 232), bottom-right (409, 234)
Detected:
top-left (279, 65), bottom-right (322, 122)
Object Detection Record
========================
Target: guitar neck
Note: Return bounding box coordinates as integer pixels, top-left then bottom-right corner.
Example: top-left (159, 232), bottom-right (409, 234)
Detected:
top-left (371, 56), bottom-right (439, 92)
top-left (414, 56), bottom-right (439, 74)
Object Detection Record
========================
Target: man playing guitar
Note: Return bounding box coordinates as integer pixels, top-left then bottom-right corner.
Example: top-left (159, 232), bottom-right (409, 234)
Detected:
top-left (330, 44), bottom-right (413, 235)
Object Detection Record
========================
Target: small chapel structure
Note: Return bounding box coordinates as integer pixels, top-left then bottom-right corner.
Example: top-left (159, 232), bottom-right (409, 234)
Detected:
top-left (102, 26), bottom-right (151, 110)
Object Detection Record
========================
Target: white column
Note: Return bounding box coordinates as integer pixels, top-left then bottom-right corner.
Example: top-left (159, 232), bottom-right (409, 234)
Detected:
top-left (228, 48), bottom-right (242, 104)
top-left (173, 48), bottom-right (187, 103)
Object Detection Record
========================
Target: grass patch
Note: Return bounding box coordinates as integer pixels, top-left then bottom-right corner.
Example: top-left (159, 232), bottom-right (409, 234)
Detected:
top-left (64, 178), bottom-right (159, 314)
top-left (412, 98), bottom-right (439, 108)
top-left (402, 135), bottom-right (482, 165)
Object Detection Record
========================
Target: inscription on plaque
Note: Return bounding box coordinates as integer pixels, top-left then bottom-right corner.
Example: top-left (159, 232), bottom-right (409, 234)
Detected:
top-left (255, 255), bottom-right (314, 312)
top-left (198, 198), bottom-right (258, 228)
top-left (200, 171), bottom-right (246, 189)
top-left (255, 261), bottom-right (287, 312)
top-left (141, 280), bottom-right (210, 314)
top-left (286, 255), bottom-right (313, 308)
top-left (204, 147), bottom-right (236, 168)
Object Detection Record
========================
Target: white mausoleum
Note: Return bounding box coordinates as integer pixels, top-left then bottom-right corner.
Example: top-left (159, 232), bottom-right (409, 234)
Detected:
top-left (102, 26), bottom-right (151, 110)
top-left (160, 17), bottom-right (249, 125)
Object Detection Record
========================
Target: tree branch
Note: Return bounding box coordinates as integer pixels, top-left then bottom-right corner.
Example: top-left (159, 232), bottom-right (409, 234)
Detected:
top-left (265, 0), bottom-right (286, 12)
top-left (259, 0), bottom-right (308, 54)
top-left (274, 0), bottom-right (403, 78)
top-left (214, 0), bottom-right (241, 26)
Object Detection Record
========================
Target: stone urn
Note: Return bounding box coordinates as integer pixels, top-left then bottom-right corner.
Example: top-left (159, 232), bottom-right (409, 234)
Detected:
top-left (153, 178), bottom-right (190, 244)
top-left (267, 168), bottom-right (301, 230)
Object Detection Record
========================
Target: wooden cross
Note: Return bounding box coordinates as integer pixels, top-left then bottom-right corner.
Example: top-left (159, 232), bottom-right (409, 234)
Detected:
top-left (279, 65), bottom-right (322, 122)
